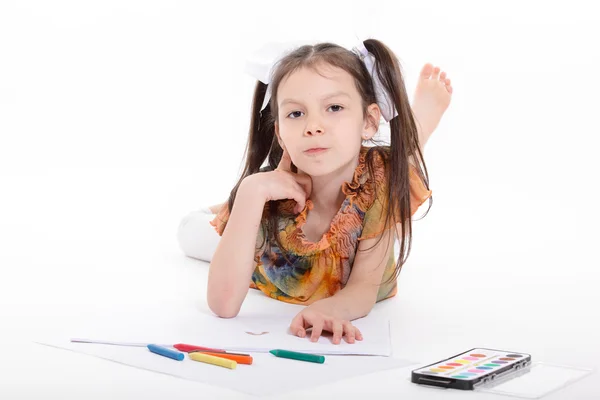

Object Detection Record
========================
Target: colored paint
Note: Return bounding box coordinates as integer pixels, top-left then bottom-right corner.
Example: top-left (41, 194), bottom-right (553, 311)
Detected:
top-left (414, 349), bottom-right (530, 386)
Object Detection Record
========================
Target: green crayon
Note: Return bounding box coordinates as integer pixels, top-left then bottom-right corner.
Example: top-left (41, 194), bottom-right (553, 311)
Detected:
top-left (269, 349), bottom-right (325, 364)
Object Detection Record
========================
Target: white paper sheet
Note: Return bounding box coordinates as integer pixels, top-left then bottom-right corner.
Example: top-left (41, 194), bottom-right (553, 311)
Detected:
top-left (475, 362), bottom-right (594, 399)
top-left (34, 305), bottom-right (412, 396)
top-left (49, 307), bottom-right (393, 356)
top-left (35, 340), bottom-right (415, 397)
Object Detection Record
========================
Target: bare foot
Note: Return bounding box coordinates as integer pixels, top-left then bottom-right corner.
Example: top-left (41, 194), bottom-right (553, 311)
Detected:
top-left (208, 202), bottom-right (227, 214)
top-left (411, 63), bottom-right (453, 145)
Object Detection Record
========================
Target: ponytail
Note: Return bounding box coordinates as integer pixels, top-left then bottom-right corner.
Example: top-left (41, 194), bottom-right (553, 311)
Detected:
top-left (362, 39), bottom-right (431, 280)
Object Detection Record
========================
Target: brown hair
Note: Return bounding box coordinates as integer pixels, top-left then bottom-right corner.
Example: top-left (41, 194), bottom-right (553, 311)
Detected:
top-left (224, 39), bottom-right (431, 281)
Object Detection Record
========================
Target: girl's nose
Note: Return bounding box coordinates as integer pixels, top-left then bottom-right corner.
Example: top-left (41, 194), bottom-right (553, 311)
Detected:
top-left (305, 120), bottom-right (324, 136)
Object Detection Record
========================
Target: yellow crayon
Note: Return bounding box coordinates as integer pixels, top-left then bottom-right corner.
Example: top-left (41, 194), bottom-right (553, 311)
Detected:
top-left (189, 352), bottom-right (237, 369)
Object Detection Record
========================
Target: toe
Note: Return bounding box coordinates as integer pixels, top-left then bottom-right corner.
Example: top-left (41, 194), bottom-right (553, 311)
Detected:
top-left (420, 63), bottom-right (434, 79)
top-left (432, 66), bottom-right (440, 79)
top-left (440, 71), bottom-right (447, 81)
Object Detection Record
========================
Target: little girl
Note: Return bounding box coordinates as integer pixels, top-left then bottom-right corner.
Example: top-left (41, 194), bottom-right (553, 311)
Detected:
top-left (179, 39), bottom-right (452, 345)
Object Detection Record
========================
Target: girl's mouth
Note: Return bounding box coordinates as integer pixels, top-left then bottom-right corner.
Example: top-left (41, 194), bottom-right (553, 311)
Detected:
top-left (304, 148), bottom-right (328, 155)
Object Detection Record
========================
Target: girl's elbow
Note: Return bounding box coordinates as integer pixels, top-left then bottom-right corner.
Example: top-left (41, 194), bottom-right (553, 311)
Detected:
top-left (207, 292), bottom-right (241, 318)
top-left (358, 295), bottom-right (378, 318)
top-left (211, 307), bottom-right (240, 319)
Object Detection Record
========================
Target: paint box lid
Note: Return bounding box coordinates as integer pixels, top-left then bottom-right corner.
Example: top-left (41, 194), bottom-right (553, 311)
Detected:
top-left (473, 361), bottom-right (593, 399)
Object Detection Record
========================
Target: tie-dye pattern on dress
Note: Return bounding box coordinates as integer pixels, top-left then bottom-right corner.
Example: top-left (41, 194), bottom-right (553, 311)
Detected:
top-left (210, 146), bottom-right (432, 305)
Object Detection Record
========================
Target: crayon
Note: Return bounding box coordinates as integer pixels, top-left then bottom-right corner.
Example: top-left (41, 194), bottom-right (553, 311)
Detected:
top-left (189, 352), bottom-right (237, 369)
top-left (269, 349), bottom-right (325, 364)
top-left (191, 351), bottom-right (253, 365)
top-left (173, 343), bottom-right (225, 353)
top-left (147, 344), bottom-right (184, 361)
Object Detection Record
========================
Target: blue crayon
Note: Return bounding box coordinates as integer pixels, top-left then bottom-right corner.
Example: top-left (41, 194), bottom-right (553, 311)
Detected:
top-left (147, 344), bottom-right (184, 361)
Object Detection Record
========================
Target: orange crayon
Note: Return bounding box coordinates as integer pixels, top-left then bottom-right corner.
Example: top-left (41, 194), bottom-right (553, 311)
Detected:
top-left (192, 351), bottom-right (253, 365)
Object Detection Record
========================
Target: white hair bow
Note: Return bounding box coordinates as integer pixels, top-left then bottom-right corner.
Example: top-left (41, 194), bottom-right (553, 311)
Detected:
top-left (244, 40), bottom-right (398, 122)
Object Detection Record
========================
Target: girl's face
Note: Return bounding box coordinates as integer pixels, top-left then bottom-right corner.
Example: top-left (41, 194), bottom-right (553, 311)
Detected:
top-left (275, 63), bottom-right (379, 178)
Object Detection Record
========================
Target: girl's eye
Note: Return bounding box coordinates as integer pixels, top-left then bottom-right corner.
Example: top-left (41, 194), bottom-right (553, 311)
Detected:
top-left (287, 111), bottom-right (304, 119)
top-left (287, 105), bottom-right (343, 119)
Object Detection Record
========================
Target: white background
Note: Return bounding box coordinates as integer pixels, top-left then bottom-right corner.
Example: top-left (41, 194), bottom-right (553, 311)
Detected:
top-left (1, 0), bottom-right (599, 399)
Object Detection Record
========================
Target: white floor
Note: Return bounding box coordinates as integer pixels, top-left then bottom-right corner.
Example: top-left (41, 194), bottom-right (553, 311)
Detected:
top-left (2, 1), bottom-right (600, 398)
top-left (0, 166), bottom-right (598, 399)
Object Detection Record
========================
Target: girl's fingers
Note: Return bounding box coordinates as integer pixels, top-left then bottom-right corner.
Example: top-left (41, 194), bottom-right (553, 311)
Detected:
top-left (310, 319), bottom-right (324, 342)
top-left (274, 150), bottom-right (311, 214)
top-left (276, 148), bottom-right (292, 172)
top-left (342, 321), bottom-right (355, 344)
top-left (294, 173), bottom-right (313, 197)
top-left (290, 314), bottom-right (306, 338)
top-left (292, 175), bottom-right (311, 214)
top-left (355, 326), bottom-right (363, 341)
top-left (292, 313), bottom-right (359, 344)
top-left (290, 183), bottom-right (306, 213)
top-left (332, 321), bottom-right (344, 345)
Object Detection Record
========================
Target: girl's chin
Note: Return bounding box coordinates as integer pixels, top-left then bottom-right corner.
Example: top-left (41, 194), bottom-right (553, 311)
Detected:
top-left (297, 165), bottom-right (335, 178)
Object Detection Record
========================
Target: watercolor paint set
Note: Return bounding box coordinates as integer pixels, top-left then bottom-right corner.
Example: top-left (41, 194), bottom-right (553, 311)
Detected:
top-left (412, 348), bottom-right (531, 390)
top-left (411, 348), bottom-right (593, 399)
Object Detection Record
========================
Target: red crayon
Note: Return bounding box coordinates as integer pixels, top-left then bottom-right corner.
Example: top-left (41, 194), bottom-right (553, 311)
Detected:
top-left (173, 343), bottom-right (226, 353)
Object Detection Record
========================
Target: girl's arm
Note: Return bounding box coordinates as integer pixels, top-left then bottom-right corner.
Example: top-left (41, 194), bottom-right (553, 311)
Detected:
top-left (290, 227), bottom-right (396, 343)
top-left (312, 227), bottom-right (395, 320)
top-left (207, 182), bottom-right (266, 318)
top-left (210, 147), bottom-right (312, 318)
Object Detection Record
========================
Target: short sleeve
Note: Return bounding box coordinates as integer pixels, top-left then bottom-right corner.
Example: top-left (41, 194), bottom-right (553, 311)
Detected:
top-left (209, 203), bottom-right (267, 261)
top-left (358, 163), bottom-right (432, 241)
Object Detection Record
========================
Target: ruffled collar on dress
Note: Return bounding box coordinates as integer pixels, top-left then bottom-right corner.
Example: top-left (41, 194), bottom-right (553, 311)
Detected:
top-left (280, 146), bottom-right (387, 254)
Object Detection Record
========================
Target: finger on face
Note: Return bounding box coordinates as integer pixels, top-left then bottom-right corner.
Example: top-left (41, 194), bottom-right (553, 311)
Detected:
top-left (332, 321), bottom-right (343, 345)
top-left (294, 173), bottom-right (312, 197)
top-left (277, 147), bottom-right (292, 172)
top-left (342, 320), bottom-right (355, 344)
top-left (291, 183), bottom-right (306, 213)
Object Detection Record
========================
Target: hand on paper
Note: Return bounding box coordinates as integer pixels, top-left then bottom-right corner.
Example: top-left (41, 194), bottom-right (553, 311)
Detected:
top-left (289, 303), bottom-right (363, 345)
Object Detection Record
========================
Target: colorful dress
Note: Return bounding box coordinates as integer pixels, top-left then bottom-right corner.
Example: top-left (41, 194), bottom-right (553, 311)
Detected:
top-left (210, 146), bottom-right (432, 305)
